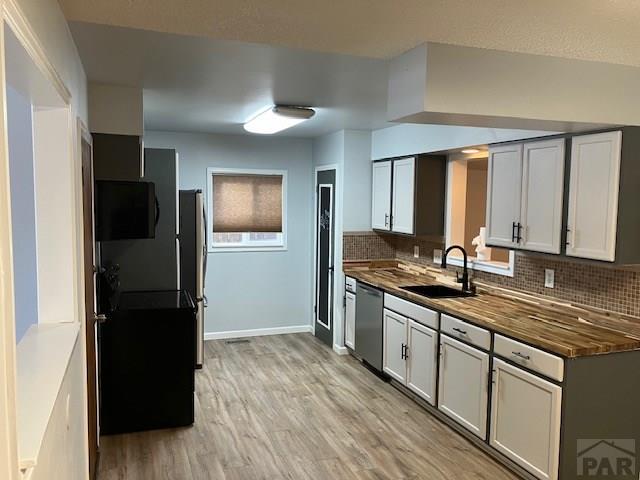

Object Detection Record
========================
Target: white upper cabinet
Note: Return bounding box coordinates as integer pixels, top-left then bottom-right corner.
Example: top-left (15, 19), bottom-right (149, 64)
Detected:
top-left (391, 157), bottom-right (415, 234)
top-left (371, 155), bottom-right (447, 236)
top-left (490, 359), bottom-right (562, 480)
top-left (520, 139), bottom-right (565, 254)
top-left (382, 309), bottom-right (407, 383)
top-left (487, 139), bottom-right (566, 254)
top-left (486, 144), bottom-right (523, 248)
top-left (438, 335), bottom-right (489, 439)
top-left (371, 160), bottom-right (392, 231)
top-left (566, 131), bottom-right (622, 262)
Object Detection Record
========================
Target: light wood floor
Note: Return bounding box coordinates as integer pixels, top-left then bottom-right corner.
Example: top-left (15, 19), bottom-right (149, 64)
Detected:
top-left (98, 333), bottom-right (518, 479)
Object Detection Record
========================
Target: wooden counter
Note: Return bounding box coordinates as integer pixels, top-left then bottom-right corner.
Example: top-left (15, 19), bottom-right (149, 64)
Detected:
top-left (344, 262), bottom-right (640, 358)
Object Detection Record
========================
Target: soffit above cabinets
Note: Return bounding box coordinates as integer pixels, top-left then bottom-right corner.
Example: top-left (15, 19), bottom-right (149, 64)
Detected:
top-left (387, 43), bottom-right (640, 131)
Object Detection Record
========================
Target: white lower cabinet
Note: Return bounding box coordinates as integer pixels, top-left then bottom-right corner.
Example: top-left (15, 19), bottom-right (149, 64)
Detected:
top-left (490, 359), bottom-right (562, 480)
top-left (383, 309), bottom-right (408, 383)
top-left (345, 291), bottom-right (355, 349)
top-left (438, 335), bottom-right (489, 439)
top-left (406, 320), bottom-right (438, 405)
top-left (383, 309), bottom-right (438, 405)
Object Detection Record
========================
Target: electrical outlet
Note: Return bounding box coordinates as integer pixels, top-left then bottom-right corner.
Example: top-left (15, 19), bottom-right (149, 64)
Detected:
top-left (544, 269), bottom-right (555, 288)
top-left (413, 245), bottom-right (419, 258)
top-left (433, 249), bottom-right (443, 265)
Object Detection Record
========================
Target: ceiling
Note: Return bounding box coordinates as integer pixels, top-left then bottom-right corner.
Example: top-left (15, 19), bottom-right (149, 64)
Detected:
top-left (69, 22), bottom-right (390, 137)
top-left (60, 0), bottom-right (640, 67)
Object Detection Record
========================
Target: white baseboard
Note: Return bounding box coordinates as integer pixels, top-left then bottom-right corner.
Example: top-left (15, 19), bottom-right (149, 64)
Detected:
top-left (204, 324), bottom-right (313, 341)
top-left (333, 344), bottom-right (349, 355)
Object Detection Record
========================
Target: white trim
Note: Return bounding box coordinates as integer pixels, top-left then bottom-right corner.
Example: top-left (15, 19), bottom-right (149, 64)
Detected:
top-left (446, 253), bottom-right (515, 277)
top-left (333, 344), bottom-right (349, 355)
top-left (445, 156), bottom-right (515, 277)
top-left (204, 325), bottom-right (312, 341)
top-left (0, 16), bottom-right (19, 480)
top-left (16, 323), bottom-right (80, 469)
top-left (206, 167), bottom-right (288, 252)
top-left (2, 0), bottom-right (71, 104)
top-left (315, 183), bottom-right (333, 330)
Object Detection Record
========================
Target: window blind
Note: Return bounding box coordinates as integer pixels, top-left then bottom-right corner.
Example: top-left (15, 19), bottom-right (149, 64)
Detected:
top-left (211, 174), bottom-right (283, 233)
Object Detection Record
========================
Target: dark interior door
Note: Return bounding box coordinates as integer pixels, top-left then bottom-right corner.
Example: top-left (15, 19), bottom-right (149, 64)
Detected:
top-left (315, 169), bottom-right (335, 347)
top-left (81, 134), bottom-right (99, 479)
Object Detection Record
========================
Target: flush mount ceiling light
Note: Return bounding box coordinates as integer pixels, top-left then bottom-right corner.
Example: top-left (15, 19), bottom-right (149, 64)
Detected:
top-left (461, 148), bottom-right (481, 154)
top-left (244, 106), bottom-right (315, 134)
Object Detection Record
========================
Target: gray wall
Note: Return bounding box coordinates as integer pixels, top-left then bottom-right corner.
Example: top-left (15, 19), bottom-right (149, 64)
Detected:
top-left (7, 85), bottom-right (38, 343)
top-left (144, 131), bottom-right (313, 335)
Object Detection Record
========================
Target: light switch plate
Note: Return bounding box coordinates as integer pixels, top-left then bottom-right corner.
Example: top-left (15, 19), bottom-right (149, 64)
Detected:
top-left (433, 249), bottom-right (443, 264)
top-left (544, 269), bottom-right (555, 288)
top-left (414, 245), bottom-right (419, 258)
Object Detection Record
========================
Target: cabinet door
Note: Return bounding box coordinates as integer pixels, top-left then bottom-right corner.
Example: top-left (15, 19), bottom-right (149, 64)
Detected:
top-left (383, 308), bottom-right (407, 383)
top-left (391, 157), bottom-right (415, 234)
top-left (520, 139), bottom-right (565, 254)
top-left (372, 161), bottom-right (392, 231)
top-left (406, 320), bottom-right (438, 406)
top-left (345, 291), bottom-right (356, 349)
top-left (486, 144), bottom-right (523, 248)
top-left (490, 359), bottom-right (562, 480)
top-left (438, 335), bottom-right (489, 439)
top-left (566, 131), bottom-right (621, 262)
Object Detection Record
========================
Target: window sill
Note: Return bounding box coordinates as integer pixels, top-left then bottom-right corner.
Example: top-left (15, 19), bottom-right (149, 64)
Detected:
top-left (16, 322), bottom-right (80, 470)
top-left (209, 245), bottom-right (287, 253)
top-left (447, 253), bottom-right (515, 277)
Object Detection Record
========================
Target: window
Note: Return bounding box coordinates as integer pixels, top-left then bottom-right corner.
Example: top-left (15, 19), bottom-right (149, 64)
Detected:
top-left (207, 168), bottom-right (287, 251)
top-left (445, 152), bottom-right (514, 276)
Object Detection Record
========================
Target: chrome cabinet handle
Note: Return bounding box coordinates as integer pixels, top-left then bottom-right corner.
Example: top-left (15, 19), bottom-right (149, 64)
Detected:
top-left (512, 351), bottom-right (531, 361)
top-left (452, 327), bottom-right (467, 335)
top-left (95, 314), bottom-right (108, 324)
top-left (384, 213), bottom-right (390, 227)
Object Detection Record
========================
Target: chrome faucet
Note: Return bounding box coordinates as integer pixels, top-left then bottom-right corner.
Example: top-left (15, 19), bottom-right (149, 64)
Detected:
top-left (441, 245), bottom-right (470, 293)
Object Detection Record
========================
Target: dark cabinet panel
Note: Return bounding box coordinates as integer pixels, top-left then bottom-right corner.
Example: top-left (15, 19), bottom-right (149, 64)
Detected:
top-left (93, 133), bottom-right (143, 181)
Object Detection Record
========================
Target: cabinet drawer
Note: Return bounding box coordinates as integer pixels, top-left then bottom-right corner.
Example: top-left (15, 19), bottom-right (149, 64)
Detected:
top-left (494, 334), bottom-right (564, 382)
top-left (384, 293), bottom-right (439, 330)
top-left (345, 276), bottom-right (357, 293)
top-left (441, 314), bottom-right (490, 350)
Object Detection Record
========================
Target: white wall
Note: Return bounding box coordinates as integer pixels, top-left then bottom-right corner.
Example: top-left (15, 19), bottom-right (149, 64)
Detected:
top-left (312, 130), bottom-right (344, 167)
top-left (311, 129), bottom-right (371, 352)
top-left (88, 83), bottom-right (143, 135)
top-left (343, 130), bottom-right (372, 232)
top-left (14, 0), bottom-right (87, 122)
top-left (6, 85), bottom-right (38, 343)
top-left (0, 1), bottom-right (88, 479)
top-left (144, 131), bottom-right (314, 336)
top-left (312, 129), bottom-right (372, 232)
top-left (371, 123), bottom-right (558, 160)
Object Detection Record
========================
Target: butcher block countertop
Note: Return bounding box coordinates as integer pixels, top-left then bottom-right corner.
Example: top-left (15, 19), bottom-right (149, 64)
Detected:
top-left (344, 260), bottom-right (640, 358)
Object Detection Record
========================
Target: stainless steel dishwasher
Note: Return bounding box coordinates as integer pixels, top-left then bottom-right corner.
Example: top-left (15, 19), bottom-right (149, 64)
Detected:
top-left (355, 282), bottom-right (383, 371)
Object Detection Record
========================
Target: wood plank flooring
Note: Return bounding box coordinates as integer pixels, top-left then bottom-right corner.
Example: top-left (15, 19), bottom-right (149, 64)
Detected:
top-left (97, 333), bottom-right (518, 480)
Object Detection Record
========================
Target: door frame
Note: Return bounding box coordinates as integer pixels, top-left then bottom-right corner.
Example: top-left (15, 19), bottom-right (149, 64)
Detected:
top-left (312, 164), bottom-right (345, 354)
top-left (315, 182), bottom-right (334, 331)
top-left (78, 119), bottom-right (99, 479)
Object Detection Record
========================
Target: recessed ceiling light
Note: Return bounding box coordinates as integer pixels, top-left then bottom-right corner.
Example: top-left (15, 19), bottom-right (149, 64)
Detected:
top-left (461, 148), bottom-right (480, 154)
top-left (244, 106), bottom-right (315, 134)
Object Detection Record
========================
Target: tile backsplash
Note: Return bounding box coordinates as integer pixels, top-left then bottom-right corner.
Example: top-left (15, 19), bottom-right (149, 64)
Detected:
top-left (343, 231), bottom-right (395, 260)
top-left (343, 231), bottom-right (640, 317)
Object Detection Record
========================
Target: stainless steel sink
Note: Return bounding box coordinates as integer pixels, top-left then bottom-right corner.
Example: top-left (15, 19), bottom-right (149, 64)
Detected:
top-left (400, 284), bottom-right (475, 299)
